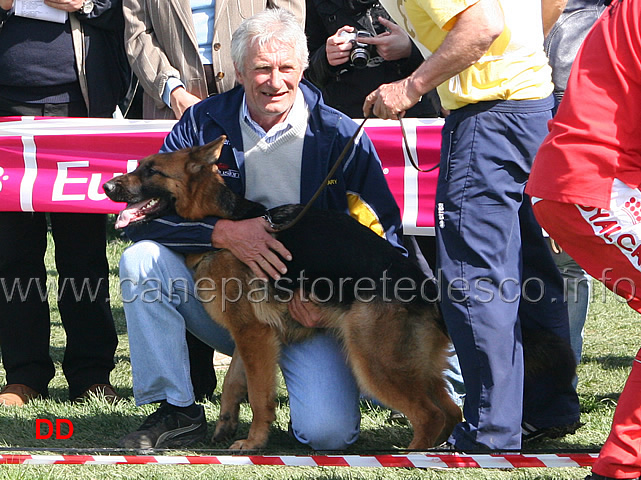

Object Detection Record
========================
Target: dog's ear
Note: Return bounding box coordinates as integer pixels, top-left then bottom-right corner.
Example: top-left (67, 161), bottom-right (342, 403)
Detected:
top-left (186, 136), bottom-right (227, 174)
top-left (201, 135), bottom-right (227, 165)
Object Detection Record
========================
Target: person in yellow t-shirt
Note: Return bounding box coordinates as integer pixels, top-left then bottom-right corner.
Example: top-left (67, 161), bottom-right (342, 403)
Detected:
top-left (363, 0), bottom-right (581, 451)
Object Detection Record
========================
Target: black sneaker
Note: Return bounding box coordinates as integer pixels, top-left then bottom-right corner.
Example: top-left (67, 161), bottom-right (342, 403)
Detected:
top-left (118, 401), bottom-right (207, 449)
top-left (585, 474), bottom-right (641, 480)
top-left (522, 420), bottom-right (583, 444)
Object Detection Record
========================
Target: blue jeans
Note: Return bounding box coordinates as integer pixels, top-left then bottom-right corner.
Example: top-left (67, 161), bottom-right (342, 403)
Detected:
top-left (120, 241), bottom-right (360, 450)
top-left (436, 98), bottom-right (580, 450)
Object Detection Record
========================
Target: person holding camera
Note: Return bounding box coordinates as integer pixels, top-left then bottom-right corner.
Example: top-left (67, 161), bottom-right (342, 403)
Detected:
top-left (304, 0), bottom-right (441, 119)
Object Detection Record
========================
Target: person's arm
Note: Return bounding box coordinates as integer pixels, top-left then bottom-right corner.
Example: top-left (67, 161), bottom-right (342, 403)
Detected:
top-left (542, 0), bottom-right (568, 37)
top-left (363, 0), bottom-right (504, 119)
top-left (122, 0), bottom-right (199, 116)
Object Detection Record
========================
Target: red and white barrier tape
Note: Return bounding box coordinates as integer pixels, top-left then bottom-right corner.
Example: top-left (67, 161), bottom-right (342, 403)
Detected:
top-left (0, 453), bottom-right (598, 468)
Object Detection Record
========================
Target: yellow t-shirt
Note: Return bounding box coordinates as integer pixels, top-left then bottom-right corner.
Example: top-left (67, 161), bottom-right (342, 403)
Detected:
top-left (403, 0), bottom-right (553, 110)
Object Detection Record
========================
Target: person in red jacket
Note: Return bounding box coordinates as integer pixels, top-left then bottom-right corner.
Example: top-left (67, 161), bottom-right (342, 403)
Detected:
top-left (527, 1), bottom-right (641, 478)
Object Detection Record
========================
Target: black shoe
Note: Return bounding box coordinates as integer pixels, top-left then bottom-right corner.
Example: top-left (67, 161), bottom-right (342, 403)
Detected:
top-left (387, 409), bottom-right (409, 425)
top-left (118, 401), bottom-right (207, 449)
top-left (585, 474), bottom-right (641, 480)
top-left (522, 420), bottom-right (583, 444)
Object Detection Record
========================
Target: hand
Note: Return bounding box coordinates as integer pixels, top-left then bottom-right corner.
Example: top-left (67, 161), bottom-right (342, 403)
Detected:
top-left (355, 17), bottom-right (412, 62)
top-left (363, 77), bottom-right (422, 119)
top-left (288, 292), bottom-right (327, 328)
top-left (170, 87), bottom-right (202, 120)
top-left (0, 0), bottom-right (14, 10)
top-left (325, 25), bottom-right (357, 67)
top-left (44, 0), bottom-right (84, 12)
top-left (211, 217), bottom-right (292, 281)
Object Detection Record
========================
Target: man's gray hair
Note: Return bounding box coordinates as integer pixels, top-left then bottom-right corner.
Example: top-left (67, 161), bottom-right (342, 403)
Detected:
top-left (231, 8), bottom-right (309, 74)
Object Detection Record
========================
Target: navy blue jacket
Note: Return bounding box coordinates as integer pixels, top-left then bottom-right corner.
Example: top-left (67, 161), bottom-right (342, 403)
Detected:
top-left (125, 80), bottom-right (405, 254)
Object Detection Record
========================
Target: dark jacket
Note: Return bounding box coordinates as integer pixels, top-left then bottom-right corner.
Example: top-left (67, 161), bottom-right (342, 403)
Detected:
top-left (124, 79), bottom-right (405, 254)
top-left (0, 1), bottom-right (130, 117)
top-left (304, 0), bottom-right (440, 118)
top-left (544, 0), bottom-right (607, 103)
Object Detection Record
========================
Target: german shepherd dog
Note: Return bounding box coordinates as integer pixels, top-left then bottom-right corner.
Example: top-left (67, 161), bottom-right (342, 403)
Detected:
top-left (103, 137), bottom-right (575, 450)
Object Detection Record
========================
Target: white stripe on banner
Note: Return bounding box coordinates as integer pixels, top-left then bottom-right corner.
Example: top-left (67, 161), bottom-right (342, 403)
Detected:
top-left (20, 136), bottom-right (37, 212)
top-left (402, 121), bottom-right (420, 233)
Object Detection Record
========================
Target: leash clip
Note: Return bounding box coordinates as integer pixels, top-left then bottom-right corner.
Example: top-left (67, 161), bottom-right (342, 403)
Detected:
top-left (262, 211), bottom-right (277, 230)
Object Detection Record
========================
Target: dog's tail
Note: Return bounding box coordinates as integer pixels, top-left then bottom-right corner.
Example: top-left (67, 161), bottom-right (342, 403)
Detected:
top-left (522, 327), bottom-right (577, 387)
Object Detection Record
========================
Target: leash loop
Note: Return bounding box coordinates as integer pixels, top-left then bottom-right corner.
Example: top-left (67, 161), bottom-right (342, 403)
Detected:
top-left (271, 113), bottom-right (437, 232)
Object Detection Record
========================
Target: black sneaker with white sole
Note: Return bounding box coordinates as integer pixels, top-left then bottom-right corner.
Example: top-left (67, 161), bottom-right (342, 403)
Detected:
top-left (118, 401), bottom-right (207, 449)
top-left (521, 420), bottom-right (583, 444)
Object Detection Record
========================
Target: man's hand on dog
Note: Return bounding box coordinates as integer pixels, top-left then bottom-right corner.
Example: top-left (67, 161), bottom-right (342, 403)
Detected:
top-left (211, 217), bottom-right (292, 281)
top-left (288, 292), bottom-right (327, 328)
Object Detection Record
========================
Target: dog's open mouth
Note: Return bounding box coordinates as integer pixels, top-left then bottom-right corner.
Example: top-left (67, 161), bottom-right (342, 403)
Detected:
top-left (115, 198), bottom-right (168, 229)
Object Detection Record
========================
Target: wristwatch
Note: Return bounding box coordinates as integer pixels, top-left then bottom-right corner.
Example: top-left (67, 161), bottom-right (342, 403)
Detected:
top-left (79, 0), bottom-right (94, 14)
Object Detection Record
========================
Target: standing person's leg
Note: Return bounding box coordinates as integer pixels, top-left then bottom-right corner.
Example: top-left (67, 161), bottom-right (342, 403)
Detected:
top-left (550, 246), bottom-right (591, 366)
top-left (280, 331), bottom-right (361, 450)
top-left (0, 99), bottom-right (69, 402)
top-left (50, 213), bottom-right (118, 400)
top-left (436, 106), bottom-right (528, 451)
top-left (0, 212), bottom-right (55, 399)
top-left (518, 199), bottom-right (581, 434)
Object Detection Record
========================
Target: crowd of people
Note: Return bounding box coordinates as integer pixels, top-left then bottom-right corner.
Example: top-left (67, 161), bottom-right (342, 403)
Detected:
top-left (0, 0), bottom-right (639, 478)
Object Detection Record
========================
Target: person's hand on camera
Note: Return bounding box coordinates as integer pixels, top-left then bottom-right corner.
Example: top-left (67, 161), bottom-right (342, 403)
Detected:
top-left (355, 17), bottom-right (412, 61)
top-left (326, 25), bottom-right (357, 66)
top-left (0, 0), bottom-right (14, 10)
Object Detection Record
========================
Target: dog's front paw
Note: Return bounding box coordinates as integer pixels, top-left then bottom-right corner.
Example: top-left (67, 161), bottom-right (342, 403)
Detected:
top-left (213, 418), bottom-right (238, 443)
top-left (228, 437), bottom-right (266, 450)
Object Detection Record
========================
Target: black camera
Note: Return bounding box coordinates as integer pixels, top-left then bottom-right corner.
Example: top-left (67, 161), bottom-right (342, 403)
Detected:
top-left (338, 30), bottom-right (376, 69)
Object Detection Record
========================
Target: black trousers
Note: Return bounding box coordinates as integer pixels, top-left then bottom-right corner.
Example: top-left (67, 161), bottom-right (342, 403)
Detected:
top-left (0, 99), bottom-right (117, 399)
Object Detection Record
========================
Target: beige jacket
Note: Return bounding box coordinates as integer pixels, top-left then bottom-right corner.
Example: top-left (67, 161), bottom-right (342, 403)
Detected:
top-left (123, 0), bottom-right (305, 119)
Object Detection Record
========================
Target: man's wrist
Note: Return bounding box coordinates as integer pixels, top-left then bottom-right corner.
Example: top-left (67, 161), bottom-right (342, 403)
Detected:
top-left (406, 75), bottom-right (428, 103)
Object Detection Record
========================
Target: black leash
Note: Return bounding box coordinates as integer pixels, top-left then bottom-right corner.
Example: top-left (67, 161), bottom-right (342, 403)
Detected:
top-left (271, 113), bottom-right (373, 232)
top-left (398, 115), bottom-right (440, 173)
top-left (270, 113), bottom-right (436, 232)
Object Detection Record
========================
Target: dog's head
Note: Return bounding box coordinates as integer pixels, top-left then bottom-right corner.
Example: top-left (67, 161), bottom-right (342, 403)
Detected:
top-left (103, 136), bottom-right (230, 228)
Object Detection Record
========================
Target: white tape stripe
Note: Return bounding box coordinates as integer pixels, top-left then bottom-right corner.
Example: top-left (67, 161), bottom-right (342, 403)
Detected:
top-left (276, 455), bottom-right (316, 467)
top-left (20, 136), bottom-right (37, 212)
top-left (344, 456), bottom-right (383, 467)
top-left (405, 455), bottom-right (450, 468)
top-left (536, 454), bottom-right (582, 468)
top-left (471, 455), bottom-right (513, 468)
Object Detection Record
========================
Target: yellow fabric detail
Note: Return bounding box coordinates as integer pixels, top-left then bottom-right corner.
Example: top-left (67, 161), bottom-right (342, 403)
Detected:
top-left (347, 193), bottom-right (385, 238)
top-left (403, 0), bottom-right (553, 110)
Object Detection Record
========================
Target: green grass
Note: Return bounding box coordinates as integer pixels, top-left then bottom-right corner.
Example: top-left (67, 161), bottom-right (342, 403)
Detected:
top-left (1, 224), bottom-right (640, 479)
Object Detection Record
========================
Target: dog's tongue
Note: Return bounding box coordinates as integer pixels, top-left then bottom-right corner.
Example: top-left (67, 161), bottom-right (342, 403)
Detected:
top-left (114, 201), bottom-right (148, 229)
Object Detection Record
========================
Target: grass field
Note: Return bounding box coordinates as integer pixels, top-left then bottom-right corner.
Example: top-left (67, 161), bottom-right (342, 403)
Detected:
top-left (0, 225), bottom-right (639, 479)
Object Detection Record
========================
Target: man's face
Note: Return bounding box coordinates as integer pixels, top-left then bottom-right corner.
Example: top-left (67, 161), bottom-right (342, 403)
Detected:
top-left (235, 40), bottom-right (304, 131)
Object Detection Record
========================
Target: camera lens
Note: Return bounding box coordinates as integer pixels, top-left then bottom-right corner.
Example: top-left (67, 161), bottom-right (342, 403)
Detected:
top-left (350, 47), bottom-right (369, 68)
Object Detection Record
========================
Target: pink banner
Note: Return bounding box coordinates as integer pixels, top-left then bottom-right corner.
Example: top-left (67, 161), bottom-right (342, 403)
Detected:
top-left (0, 117), bottom-right (442, 234)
